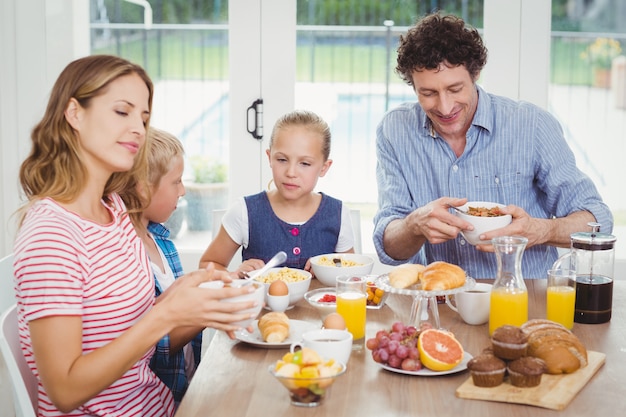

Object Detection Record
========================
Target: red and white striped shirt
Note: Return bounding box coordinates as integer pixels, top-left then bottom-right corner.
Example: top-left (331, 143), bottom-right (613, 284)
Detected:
top-left (13, 195), bottom-right (174, 417)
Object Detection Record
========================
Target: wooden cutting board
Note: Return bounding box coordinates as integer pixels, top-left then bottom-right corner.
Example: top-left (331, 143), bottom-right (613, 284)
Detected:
top-left (455, 350), bottom-right (605, 410)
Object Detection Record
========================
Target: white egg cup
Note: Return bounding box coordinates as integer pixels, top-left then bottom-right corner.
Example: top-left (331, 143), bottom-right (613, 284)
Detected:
top-left (267, 293), bottom-right (290, 312)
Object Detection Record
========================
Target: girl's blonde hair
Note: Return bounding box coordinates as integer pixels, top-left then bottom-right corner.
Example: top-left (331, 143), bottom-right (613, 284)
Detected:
top-left (269, 110), bottom-right (332, 160)
top-left (120, 127), bottom-right (185, 231)
top-left (17, 55), bottom-right (154, 225)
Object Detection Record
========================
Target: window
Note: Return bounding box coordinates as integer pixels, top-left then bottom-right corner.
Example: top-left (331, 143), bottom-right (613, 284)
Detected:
top-left (88, 0), bottom-right (626, 262)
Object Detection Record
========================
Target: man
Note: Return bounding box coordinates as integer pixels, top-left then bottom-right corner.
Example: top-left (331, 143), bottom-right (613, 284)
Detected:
top-left (373, 13), bottom-right (612, 279)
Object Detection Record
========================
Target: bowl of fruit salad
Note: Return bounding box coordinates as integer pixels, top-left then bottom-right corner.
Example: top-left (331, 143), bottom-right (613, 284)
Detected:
top-left (365, 279), bottom-right (388, 310)
top-left (269, 347), bottom-right (346, 407)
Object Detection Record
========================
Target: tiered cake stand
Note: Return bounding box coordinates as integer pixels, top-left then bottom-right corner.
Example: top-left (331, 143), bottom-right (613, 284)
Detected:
top-left (375, 275), bottom-right (476, 329)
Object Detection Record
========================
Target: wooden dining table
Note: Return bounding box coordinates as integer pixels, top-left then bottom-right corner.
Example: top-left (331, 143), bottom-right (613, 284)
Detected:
top-left (176, 278), bottom-right (625, 417)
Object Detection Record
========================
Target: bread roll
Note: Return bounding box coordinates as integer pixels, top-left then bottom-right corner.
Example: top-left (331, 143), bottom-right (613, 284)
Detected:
top-left (258, 312), bottom-right (290, 343)
top-left (388, 263), bottom-right (425, 289)
top-left (522, 320), bottom-right (588, 374)
top-left (420, 261), bottom-right (466, 291)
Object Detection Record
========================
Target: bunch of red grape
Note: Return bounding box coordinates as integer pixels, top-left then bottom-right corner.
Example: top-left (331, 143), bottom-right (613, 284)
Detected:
top-left (366, 321), bottom-right (433, 371)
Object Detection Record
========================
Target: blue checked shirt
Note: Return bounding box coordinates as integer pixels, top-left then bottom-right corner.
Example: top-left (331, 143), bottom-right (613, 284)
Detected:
top-left (148, 221), bottom-right (202, 406)
top-left (374, 85), bottom-right (613, 279)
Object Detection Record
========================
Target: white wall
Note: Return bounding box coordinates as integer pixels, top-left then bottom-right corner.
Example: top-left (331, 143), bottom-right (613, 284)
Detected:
top-left (0, 1), bottom-right (89, 414)
top-left (482, 0), bottom-right (551, 107)
top-left (0, 0), bottom-right (89, 258)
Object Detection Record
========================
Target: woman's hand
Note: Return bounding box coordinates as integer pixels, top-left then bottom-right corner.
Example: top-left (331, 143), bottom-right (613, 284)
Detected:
top-left (156, 264), bottom-right (260, 332)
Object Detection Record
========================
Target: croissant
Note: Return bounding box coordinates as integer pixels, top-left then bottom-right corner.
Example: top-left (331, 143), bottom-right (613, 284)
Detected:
top-left (258, 312), bottom-right (290, 343)
top-left (388, 263), bottom-right (425, 289)
top-left (420, 261), bottom-right (466, 291)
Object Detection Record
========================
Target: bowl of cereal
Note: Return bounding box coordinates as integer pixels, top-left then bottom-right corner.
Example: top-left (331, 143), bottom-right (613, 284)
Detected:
top-left (253, 267), bottom-right (313, 308)
top-left (454, 201), bottom-right (512, 245)
top-left (309, 253), bottom-right (374, 287)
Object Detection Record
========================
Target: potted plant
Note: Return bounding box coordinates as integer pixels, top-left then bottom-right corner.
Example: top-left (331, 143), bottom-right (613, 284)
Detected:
top-left (184, 155), bottom-right (229, 231)
top-left (580, 37), bottom-right (622, 88)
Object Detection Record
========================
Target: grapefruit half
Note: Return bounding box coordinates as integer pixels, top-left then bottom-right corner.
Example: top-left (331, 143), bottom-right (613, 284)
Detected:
top-left (417, 329), bottom-right (464, 371)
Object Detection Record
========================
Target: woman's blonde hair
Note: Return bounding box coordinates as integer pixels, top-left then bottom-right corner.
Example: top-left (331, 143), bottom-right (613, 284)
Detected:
top-left (120, 127), bottom-right (185, 230)
top-left (18, 55), bottom-right (154, 225)
top-left (269, 110), bottom-right (332, 161)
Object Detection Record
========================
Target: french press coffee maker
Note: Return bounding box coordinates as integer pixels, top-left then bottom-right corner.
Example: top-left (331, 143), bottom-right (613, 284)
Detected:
top-left (551, 222), bottom-right (616, 324)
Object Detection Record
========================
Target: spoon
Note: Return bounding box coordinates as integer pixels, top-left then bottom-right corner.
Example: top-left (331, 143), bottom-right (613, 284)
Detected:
top-left (241, 251), bottom-right (288, 284)
top-left (332, 257), bottom-right (342, 267)
top-left (447, 204), bottom-right (467, 215)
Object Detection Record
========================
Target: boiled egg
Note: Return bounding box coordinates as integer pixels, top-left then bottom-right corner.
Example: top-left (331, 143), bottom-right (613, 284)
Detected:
top-left (323, 312), bottom-right (346, 330)
top-left (268, 280), bottom-right (289, 296)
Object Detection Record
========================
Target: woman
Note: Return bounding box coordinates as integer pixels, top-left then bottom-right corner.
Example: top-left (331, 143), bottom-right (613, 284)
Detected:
top-left (13, 55), bottom-right (258, 417)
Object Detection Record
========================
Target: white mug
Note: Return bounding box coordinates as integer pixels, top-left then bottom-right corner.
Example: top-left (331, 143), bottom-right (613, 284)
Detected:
top-left (445, 283), bottom-right (493, 325)
top-left (290, 329), bottom-right (353, 365)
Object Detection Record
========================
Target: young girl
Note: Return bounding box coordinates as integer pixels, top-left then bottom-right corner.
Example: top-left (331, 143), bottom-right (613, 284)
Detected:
top-left (120, 127), bottom-right (204, 408)
top-left (199, 109), bottom-right (354, 277)
top-left (13, 55), bottom-right (258, 417)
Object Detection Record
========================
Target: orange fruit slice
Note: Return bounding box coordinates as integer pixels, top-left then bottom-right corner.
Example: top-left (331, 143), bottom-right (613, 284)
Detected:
top-left (417, 329), bottom-right (464, 371)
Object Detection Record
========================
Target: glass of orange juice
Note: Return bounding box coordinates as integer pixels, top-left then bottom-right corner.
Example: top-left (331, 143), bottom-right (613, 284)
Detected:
top-left (546, 269), bottom-right (577, 329)
top-left (336, 275), bottom-right (367, 351)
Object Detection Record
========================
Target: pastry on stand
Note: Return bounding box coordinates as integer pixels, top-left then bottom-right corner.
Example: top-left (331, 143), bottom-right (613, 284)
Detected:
top-left (376, 262), bottom-right (475, 329)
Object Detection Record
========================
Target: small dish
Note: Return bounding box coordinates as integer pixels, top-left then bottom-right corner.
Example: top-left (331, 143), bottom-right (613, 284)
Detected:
top-left (305, 285), bottom-right (387, 317)
top-left (304, 287), bottom-right (338, 318)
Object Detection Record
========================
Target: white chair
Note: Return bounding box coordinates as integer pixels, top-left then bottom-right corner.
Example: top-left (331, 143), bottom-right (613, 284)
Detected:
top-left (0, 253), bottom-right (16, 312)
top-left (349, 209), bottom-right (362, 254)
top-left (0, 305), bottom-right (38, 417)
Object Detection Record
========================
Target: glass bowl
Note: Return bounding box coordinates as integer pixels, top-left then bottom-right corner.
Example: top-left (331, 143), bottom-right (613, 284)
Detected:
top-left (268, 362), bottom-right (346, 407)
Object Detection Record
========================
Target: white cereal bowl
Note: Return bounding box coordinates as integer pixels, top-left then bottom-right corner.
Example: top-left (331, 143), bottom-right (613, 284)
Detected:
top-left (455, 201), bottom-right (512, 245)
top-left (214, 280), bottom-right (265, 327)
top-left (253, 267), bottom-right (313, 307)
top-left (309, 253), bottom-right (375, 287)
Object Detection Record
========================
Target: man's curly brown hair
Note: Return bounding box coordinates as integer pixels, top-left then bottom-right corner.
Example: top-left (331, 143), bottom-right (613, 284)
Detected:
top-left (395, 13), bottom-right (488, 86)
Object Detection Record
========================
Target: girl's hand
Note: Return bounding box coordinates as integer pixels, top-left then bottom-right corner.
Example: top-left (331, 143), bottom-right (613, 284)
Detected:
top-left (303, 259), bottom-right (312, 272)
top-left (235, 258), bottom-right (266, 278)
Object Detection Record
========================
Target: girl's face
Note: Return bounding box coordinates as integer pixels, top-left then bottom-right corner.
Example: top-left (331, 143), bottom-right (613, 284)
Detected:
top-left (66, 73), bottom-right (151, 181)
top-left (266, 125), bottom-right (332, 200)
top-left (144, 155), bottom-right (185, 224)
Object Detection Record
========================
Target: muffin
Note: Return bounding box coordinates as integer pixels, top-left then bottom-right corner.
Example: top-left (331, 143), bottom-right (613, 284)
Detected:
top-left (467, 354), bottom-right (507, 387)
top-left (507, 356), bottom-right (547, 387)
top-left (491, 325), bottom-right (528, 360)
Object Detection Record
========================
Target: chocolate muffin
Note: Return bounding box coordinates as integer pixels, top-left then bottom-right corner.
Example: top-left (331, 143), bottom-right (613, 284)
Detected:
top-left (467, 354), bottom-right (507, 387)
top-left (491, 325), bottom-right (528, 360)
top-left (507, 356), bottom-right (547, 387)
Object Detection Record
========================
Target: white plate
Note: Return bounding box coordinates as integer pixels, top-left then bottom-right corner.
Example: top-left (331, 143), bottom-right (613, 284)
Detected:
top-left (378, 351), bottom-right (473, 376)
top-left (234, 319), bottom-right (319, 349)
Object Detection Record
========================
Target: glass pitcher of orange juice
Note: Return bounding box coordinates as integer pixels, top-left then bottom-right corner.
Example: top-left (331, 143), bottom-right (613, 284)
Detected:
top-left (489, 236), bottom-right (528, 335)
